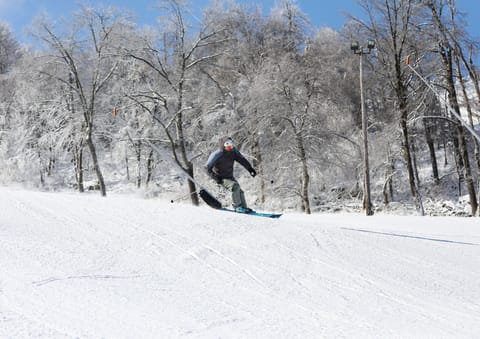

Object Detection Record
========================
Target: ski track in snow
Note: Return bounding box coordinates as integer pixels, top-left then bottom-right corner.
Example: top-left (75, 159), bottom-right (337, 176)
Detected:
top-left (1, 187), bottom-right (480, 338)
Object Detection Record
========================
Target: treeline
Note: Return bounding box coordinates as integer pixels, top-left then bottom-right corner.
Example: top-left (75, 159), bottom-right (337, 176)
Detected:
top-left (0, 0), bottom-right (479, 215)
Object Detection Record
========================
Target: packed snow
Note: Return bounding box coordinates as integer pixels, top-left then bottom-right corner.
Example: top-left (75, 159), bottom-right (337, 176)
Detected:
top-left (1, 186), bottom-right (479, 338)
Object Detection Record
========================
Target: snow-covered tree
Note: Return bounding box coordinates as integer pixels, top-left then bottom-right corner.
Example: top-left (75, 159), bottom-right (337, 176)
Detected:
top-left (32, 5), bottom-right (132, 196)
top-left (127, 0), bottom-right (230, 206)
top-left (0, 21), bottom-right (20, 74)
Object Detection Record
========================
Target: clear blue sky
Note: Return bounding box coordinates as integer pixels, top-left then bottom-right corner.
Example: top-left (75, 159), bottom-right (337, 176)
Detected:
top-left (1, 0), bottom-right (480, 42)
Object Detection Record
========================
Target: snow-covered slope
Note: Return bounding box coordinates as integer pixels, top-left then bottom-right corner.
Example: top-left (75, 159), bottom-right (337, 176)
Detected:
top-left (1, 187), bottom-right (479, 338)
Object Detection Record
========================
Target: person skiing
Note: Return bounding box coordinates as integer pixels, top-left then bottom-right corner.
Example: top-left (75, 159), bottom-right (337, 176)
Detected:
top-left (206, 137), bottom-right (257, 213)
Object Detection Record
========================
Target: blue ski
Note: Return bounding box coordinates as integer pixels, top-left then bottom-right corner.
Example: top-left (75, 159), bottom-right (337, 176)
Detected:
top-left (220, 208), bottom-right (282, 219)
top-left (199, 189), bottom-right (282, 218)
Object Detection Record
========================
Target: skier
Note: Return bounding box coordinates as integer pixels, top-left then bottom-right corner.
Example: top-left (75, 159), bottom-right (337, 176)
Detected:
top-left (206, 137), bottom-right (257, 213)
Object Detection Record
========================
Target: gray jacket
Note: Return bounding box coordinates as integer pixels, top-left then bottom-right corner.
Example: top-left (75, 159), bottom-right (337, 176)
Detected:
top-left (206, 138), bottom-right (253, 180)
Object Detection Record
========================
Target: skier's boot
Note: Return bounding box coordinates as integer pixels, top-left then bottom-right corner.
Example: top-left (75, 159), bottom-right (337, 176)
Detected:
top-left (235, 206), bottom-right (253, 214)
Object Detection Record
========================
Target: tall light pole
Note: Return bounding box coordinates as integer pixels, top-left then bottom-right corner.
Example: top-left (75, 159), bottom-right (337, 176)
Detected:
top-left (351, 40), bottom-right (375, 216)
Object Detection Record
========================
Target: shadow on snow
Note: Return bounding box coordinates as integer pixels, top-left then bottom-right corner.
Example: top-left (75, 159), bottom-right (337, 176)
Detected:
top-left (341, 228), bottom-right (479, 246)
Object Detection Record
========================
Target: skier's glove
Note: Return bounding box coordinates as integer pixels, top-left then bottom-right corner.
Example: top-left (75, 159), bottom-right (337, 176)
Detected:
top-left (211, 173), bottom-right (223, 184)
top-left (249, 168), bottom-right (257, 177)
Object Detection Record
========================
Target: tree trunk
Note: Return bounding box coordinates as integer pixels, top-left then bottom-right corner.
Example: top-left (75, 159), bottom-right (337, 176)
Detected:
top-left (427, 1), bottom-right (478, 215)
top-left (85, 125), bottom-right (106, 197)
top-left (424, 120), bottom-right (439, 183)
top-left (411, 138), bottom-right (420, 187)
top-left (74, 143), bottom-right (84, 193)
top-left (400, 106), bottom-right (426, 215)
top-left (186, 165), bottom-right (199, 206)
top-left (444, 51), bottom-right (478, 215)
top-left (39, 151), bottom-right (44, 186)
top-left (383, 151), bottom-right (394, 205)
top-left (146, 149), bottom-right (154, 187)
top-left (388, 150), bottom-right (394, 202)
top-left (125, 152), bottom-right (130, 181)
top-left (456, 124), bottom-right (478, 215)
top-left (252, 134), bottom-right (265, 205)
top-left (455, 52), bottom-right (480, 179)
top-left (296, 132), bottom-right (311, 214)
top-left (47, 147), bottom-right (55, 176)
top-left (399, 105), bottom-right (417, 198)
top-left (135, 141), bottom-right (141, 189)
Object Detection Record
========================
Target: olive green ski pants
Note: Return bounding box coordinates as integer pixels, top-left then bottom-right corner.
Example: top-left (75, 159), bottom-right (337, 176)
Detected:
top-left (221, 179), bottom-right (247, 208)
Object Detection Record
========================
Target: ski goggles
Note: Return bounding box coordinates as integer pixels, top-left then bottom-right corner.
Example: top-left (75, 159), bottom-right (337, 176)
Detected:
top-left (224, 140), bottom-right (234, 151)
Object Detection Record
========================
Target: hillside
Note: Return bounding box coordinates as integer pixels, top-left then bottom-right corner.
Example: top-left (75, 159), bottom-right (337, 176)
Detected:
top-left (1, 186), bottom-right (479, 338)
